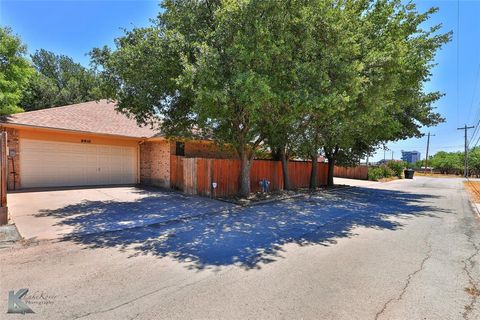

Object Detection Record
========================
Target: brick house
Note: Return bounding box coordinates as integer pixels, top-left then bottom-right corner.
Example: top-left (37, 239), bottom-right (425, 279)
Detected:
top-left (0, 100), bottom-right (236, 190)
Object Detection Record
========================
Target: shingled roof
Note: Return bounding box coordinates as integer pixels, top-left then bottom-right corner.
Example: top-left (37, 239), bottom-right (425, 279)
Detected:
top-left (1, 100), bottom-right (158, 138)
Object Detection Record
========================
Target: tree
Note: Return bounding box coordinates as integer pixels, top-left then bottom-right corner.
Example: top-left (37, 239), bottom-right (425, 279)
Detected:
top-left (414, 159), bottom-right (425, 169)
top-left (429, 151), bottom-right (463, 174)
top-left (468, 147), bottom-right (480, 177)
top-left (20, 49), bottom-right (103, 111)
top-left (312, 0), bottom-right (450, 186)
top-left (92, 0), bottom-right (304, 196)
top-left (0, 27), bottom-right (33, 115)
top-left (284, 0), bottom-right (369, 189)
top-left (256, 2), bottom-right (310, 191)
top-left (92, 0), bottom-right (449, 195)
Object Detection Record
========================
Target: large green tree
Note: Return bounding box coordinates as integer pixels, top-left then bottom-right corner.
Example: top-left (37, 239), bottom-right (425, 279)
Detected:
top-left (20, 49), bottom-right (103, 111)
top-left (92, 0), bottom-right (449, 195)
top-left (430, 151), bottom-right (463, 174)
top-left (308, 0), bottom-right (449, 186)
top-left (294, 0), bottom-right (368, 188)
top-left (92, 0), bottom-right (303, 196)
top-left (468, 147), bottom-right (480, 177)
top-left (0, 27), bottom-right (33, 115)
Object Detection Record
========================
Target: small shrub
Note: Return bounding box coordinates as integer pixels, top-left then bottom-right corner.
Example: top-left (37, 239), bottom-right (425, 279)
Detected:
top-left (386, 160), bottom-right (406, 178)
top-left (368, 166), bottom-right (395, 181)
top-left (368, 167), bottom-right (384, 181)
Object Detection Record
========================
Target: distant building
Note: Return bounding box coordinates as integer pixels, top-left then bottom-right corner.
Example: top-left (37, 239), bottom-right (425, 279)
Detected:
top-left (401, 150), bottom-right (421, 163)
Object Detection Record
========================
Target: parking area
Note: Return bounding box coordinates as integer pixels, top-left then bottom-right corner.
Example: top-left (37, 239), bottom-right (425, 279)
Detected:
top-left (8, 179), bottom-right (440, 268)
top-left (2, 177), bottom-right (479, 319)
top-left (8, 186), bottom-right (234, 240)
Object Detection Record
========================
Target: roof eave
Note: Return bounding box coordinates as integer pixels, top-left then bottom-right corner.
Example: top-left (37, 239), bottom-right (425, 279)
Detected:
top-left (0, 122), bottom-right (152, 141)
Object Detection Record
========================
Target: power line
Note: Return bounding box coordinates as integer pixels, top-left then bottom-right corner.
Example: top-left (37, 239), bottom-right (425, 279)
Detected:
top-left (386, 145), bottom-right (463, 151)
top-left (470, 112), bottom-right (480, 150)
top-left (467, 63), bottom-right (480, 122)
top-left (467, 101), bottom-right (480, 148)
top-left (466, 27), bottom-right (480, 143)
top-left (472, 129), bottom-right (480, 150)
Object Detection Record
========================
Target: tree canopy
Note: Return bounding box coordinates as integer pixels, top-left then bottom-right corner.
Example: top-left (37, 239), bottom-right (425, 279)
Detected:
top-left (429, 151), bottom-right (463, 174)
top-left (303, 0), bottom-right (449, 185)
top-left (0, 27), bottom-right (34, 115)
top-left (20, 49), bottom-right (104, 111)
top-left (469, 147), bottom-right (480, 177)
top-left (92, 0), bottom-right (450, 195)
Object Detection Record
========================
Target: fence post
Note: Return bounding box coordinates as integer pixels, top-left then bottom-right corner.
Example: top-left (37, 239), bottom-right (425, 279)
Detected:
top-left (0, 131), bottom-right (8, 225)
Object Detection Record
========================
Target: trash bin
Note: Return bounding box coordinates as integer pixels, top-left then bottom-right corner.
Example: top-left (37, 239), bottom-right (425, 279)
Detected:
top-left (404, 169), bottom-right (414, 179)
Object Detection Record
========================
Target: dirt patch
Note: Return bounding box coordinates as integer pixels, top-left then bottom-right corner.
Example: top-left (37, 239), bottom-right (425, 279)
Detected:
top-left (377, 177), bottom-right (400, 183)
top-left (464, 181), bottom-right (480, 203)
top-left (465, 285), bottom-right (480, 297)
top-left (217, 185), bottom-right (350, 206)
top-left (415, 172), bottom-right (462, 178)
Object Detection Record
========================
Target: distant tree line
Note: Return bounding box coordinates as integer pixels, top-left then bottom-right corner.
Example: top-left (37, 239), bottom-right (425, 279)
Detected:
top-left (0, 27), bottom-right (104, 115)
top-left (20, 49), bottom-right (104, 111)
top-left (415, 148), bottom-right (480, 177)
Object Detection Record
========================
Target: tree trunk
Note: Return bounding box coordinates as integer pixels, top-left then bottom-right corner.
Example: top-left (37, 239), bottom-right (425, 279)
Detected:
top-left (271, 147), bottom-right (282, 161)
top-left (309, 155), bottom-right (318, 189)
top-left (324, 145), bottom-right (338, 187)
top-left (327, 156), bottom-right (335, 186)
top-left (327, 158), bottom-right (335, 187)
top-left (239, 149), bottom-right (252, 197)
top-left (280, 148), bottom-right (291, 190)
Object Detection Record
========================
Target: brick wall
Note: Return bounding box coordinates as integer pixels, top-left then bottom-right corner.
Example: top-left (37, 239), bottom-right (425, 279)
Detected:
top-left (140, 140), bottom-right (170, 188)
top-left (171, 140), bottom-right (238, 159)
top-left (1, 128), bottom-right (20, 190)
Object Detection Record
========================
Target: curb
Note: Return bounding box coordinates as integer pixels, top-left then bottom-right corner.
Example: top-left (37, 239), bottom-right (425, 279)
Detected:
top-left (0, 224), bottom-right (22, 248)
top-left (464, 178), bottom-right (480, 218)
top-left (470, 201), bottom-right (480, 218)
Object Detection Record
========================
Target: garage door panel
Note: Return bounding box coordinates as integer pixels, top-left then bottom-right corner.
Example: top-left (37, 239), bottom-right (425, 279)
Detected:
top-left (20, 139), bottom-right (137, 188)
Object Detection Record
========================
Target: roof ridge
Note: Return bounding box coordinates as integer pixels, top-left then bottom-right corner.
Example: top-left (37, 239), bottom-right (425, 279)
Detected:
top-left (12, 99), bottom-right (112, 116)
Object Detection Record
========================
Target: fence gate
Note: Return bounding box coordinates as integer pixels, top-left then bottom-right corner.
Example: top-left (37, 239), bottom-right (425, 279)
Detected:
top-left (0, 132), bottom-right (8, 225)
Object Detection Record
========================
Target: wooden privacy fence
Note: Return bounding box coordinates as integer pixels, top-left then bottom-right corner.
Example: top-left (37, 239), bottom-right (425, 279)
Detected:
top-left (333, 165), bottom-right (368, 180)
top-left (170, 156), bottom-right (328, 197)
top-left (0, 132), bottom-right (8, 225)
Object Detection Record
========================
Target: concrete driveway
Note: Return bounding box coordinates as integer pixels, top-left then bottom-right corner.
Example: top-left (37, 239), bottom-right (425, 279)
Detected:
top-left (8, 186), bottom-right (233, 240)
top-left (1, 177), bottom-right (479, 319)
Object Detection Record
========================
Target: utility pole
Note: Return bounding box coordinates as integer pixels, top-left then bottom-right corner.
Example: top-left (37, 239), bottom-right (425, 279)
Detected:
top-left (391, 151), bottom-right (394, 160)
top-left (424, 132), bottom-right (435, 174)
top-left (383, 149), bottom-right (386, 162)
top-left (457, 125), bottom-right (475, 177)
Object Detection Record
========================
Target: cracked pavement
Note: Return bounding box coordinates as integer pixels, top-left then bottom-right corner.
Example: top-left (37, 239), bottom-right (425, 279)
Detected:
top-left (0, 176), bottom-right (479, 319)
top-left (374, 233), bottom-right (433, 320)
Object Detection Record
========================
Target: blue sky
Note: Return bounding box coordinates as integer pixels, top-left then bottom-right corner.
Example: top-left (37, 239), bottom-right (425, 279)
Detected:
top-left (0, 0), bottom-right (479, 162)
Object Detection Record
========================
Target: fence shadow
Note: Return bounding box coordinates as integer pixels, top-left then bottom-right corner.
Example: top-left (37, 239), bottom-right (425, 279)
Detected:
top-left (36, 187), bottom-right (446, 270)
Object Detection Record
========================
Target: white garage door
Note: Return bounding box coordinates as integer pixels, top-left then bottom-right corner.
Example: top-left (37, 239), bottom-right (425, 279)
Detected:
top-left (20, 139), bottom-right (137, 188)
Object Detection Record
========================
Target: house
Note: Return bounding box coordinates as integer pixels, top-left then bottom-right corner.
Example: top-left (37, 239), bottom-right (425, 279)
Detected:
top-left (0, 100), bottom-right (236, 190)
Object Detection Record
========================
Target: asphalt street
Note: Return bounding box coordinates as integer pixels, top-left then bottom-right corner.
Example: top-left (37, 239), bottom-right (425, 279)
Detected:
top-left (0, 177), bottom-right (479, 319)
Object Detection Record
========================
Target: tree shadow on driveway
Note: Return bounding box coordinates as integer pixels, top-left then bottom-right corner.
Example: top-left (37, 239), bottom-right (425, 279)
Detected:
top-left (36, 187), bottom-right (447, 270)
top-left (34, 188), bottom-right (235, 237)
